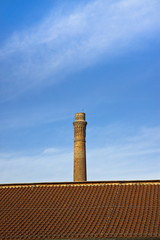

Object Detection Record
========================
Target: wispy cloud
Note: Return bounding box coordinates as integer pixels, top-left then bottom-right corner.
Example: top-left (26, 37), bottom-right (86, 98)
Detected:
top-left (0, 0), bottom-right (159, 100)
top-left (0, 106), bottom-right (70, 130)
top-left (87, 125), bottom-right (160, 180)
top-left (0, 148), bottom-right (73, 183)
top-left (0, 125), bottom-right (159, 183)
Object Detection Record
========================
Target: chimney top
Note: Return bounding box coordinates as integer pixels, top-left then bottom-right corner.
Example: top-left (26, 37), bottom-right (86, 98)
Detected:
top-left (75, 112), bottom-right (85, 121)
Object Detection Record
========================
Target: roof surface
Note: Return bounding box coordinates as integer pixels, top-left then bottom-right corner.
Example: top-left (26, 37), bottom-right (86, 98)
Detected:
top-left (0, 180), bottom-right (159, 239)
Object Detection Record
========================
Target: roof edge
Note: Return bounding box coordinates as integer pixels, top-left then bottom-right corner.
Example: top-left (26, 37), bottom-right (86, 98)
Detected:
top-left (0, 179), bottom-right (160, 187)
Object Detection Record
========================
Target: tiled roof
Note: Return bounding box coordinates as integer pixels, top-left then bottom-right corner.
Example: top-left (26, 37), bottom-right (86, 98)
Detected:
top-left (0, 180), bottom-right (159, 239)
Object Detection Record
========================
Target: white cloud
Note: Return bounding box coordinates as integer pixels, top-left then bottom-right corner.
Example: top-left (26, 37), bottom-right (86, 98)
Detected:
top-left (0, 125), bottom-right (159, 183)
top-left (87, 125), bottom-right (160, 180)
top-left (0, 149), bottom-right (73, 183)
top-left (43, 148), bottom-right (60, 154)
top-left (0, 0), bottom-right (159, 100)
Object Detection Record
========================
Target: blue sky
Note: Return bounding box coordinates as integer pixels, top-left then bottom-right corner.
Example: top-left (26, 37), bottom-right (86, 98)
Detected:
top-left (0, 0), bottom-right (160, 183)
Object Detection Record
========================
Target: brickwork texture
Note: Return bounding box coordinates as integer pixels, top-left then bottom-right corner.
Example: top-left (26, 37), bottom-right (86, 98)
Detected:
top-left (73, 112), bottom-right (87, 182)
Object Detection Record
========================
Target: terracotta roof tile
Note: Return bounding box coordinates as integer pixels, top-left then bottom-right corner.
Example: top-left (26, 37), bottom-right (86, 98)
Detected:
top-left (0, 181), bottom-right (159, 239)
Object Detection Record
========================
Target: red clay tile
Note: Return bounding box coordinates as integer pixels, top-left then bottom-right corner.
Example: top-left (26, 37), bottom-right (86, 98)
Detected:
top-left (0, 180), bottom-right (159, 239)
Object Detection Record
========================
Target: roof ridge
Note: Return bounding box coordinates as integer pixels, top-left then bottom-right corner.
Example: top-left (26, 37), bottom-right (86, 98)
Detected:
top-left (0, 179), bottom-right (159, 187)
top-left (0, 181), bottom-right (160, 188)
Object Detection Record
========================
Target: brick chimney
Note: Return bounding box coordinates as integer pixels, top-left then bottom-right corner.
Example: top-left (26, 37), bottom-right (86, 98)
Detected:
top-left (73, 113), bottom-right (87, 182)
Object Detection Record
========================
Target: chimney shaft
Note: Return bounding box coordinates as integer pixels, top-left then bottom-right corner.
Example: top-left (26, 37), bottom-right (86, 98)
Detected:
top-left (73, 113), bottom-right (87, 182)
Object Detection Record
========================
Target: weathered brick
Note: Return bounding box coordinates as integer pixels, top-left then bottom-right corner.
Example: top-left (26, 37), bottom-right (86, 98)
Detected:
top-left (73, 112), bottom-right (87, 182)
